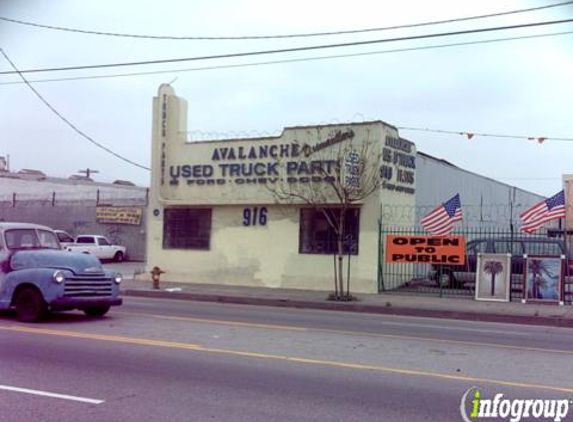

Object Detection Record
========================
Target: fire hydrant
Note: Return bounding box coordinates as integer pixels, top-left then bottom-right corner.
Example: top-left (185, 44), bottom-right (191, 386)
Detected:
top-left (150, 266), bottom-right (165, 290)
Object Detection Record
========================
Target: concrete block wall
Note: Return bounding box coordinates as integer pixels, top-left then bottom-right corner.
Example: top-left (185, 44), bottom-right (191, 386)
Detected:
top-left (0, 203), bottom-right (147, 261)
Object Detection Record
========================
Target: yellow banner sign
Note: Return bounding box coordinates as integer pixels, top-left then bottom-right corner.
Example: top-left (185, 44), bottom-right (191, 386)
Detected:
top-left (96, 206), bottom-right (143, 225)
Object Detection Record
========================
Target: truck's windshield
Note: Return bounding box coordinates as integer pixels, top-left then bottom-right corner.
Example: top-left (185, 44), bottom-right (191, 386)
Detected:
top-left (5, 229), bottom-right (61, 250)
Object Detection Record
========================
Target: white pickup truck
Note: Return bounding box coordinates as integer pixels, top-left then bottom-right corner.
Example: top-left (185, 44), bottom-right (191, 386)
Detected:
top-left (66, 235), bottom-right (127, 262)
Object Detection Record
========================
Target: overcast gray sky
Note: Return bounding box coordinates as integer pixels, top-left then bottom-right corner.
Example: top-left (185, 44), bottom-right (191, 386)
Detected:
top-left (1, 0), bottom-right (571, 196)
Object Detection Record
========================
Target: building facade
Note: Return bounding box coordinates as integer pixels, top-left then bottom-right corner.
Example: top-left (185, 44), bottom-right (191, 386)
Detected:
top-left (147, 85), bottom-right (417, 293)
top-left (147, 85), bottom-right (552, 293)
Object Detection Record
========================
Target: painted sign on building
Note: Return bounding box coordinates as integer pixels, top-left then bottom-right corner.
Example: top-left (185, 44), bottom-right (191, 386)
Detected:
top-left (96, 206), bottom-right (143, 225)
top-left (168, 129), bottom-right (359, 188)
top-left (380, 136), bottom-right (416, 195)
top-left (152, 84), bottom-right (416, 208)
top-left (342, 149), bottom-right (361, 189)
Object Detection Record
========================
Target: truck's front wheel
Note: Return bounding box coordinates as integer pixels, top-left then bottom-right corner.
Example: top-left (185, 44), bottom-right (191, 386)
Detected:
top-left (15, 287), bottom-right (47, 322)
top-left (113, 251), bottom-right (124, 262)
top-left (83, 306), bottom-right (110, 317)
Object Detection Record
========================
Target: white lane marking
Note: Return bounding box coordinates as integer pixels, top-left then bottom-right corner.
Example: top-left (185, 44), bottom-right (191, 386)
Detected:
top-left (0, 385), bottom-right (104, 404)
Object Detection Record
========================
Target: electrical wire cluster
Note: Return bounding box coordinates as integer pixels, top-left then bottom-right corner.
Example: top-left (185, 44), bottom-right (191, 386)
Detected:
top-left (1, 2), bottom-right (572, 171)
top-left (2, 18), bottom-right (573, 76)
top-left (186, 121), bottom-right (573, 144)
top-left (1, 1), bottom-right (571, 40)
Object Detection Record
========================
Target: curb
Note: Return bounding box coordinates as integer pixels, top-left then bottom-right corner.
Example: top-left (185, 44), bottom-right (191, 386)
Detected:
top-left (123, 289), bottom-right (573, 329)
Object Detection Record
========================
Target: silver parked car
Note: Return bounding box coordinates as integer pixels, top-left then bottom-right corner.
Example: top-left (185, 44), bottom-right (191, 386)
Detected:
top-left (429, 236), bottom-right (572, 289)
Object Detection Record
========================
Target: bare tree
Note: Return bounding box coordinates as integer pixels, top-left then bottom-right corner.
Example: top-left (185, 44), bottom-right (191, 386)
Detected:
top-left (266, 129), bottom-right (381, 300)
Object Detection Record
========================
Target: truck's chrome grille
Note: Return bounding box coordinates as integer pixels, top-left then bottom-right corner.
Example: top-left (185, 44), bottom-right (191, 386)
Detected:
top-left (64, 274), bottom-right (113, 297)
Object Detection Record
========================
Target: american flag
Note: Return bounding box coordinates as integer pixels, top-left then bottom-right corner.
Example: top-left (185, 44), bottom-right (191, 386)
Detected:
top-left (420, 194), bottom-right (463, 236)
top-left (520, 190), bottom-right (566, 234)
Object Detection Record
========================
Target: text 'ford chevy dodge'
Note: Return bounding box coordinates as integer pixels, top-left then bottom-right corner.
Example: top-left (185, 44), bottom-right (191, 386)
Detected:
top-left (0, 223), bottom-right (122, 322)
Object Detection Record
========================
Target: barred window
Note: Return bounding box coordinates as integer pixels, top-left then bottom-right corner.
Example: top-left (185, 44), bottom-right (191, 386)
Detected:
top-left (299, 208), bottom-right (360, 255)
top-left (163, 208), bottom-right (212, 250)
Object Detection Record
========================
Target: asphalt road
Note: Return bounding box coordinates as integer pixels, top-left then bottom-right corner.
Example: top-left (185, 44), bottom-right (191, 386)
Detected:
top-left (1, 297), bottom-right (572, 422)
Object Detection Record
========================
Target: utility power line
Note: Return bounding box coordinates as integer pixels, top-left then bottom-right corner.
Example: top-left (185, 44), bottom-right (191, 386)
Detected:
top-left (397, 127), bottom-right (573, 142)
top-left (187, 125), bottom-right (573, 143)
top-left (0, 48), bottom-right (150, 171)
top-left (77, 168), bottom-right (99, 178)
top-left (1, 18), bottom-right (572, 76)
top-left (1, 1), bottom-right (571, 40)
top-left (185, 118), bottom-right (573, 144)
top-left (1, 30), bottom-right (571, 86)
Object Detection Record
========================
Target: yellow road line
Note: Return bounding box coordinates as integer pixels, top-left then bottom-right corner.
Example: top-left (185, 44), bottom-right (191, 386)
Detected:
top-left (117, 311), bottom-right (573, 357)
top-left (2, 325), bottom-right (572, 394)
top-left (2, 326), bottom-right (202, 350)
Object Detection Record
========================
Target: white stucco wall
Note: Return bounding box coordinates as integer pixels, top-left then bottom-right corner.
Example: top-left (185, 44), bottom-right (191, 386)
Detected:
top-left (146, 200), bottom-right (383, 292)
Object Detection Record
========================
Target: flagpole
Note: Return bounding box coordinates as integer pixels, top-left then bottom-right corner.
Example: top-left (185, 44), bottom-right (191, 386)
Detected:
top-left (562, 215), bottom-right (568, 304)
top-left (509, 187), bottom-right (515, 302)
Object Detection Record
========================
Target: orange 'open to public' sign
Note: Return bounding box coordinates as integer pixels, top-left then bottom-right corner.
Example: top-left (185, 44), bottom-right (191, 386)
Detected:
top-left (385, 235), bottom-right (466, 265)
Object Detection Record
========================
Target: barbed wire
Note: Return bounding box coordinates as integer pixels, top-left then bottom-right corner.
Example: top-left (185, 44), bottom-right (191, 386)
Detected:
top-left (186, 121), bottom-right (573, 144)
top-left (187, 129), bottom-right (283, 141)
top-left (0, 190), bottom-right (147, 203)
top-left (185, 116), bottom-right (573, 143)
top-left (3, 30), bottom-right (572, 86)
top-left (379, 204), bottom-right (572, 225)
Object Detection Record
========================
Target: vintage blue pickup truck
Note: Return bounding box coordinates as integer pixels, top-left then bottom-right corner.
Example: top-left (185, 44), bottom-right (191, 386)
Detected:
top-left (0, 223), bottom-right (122, 322)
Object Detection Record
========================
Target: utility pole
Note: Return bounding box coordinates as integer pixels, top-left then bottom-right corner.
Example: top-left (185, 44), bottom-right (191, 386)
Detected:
top-left (78, 168), bottom-right (99, 179)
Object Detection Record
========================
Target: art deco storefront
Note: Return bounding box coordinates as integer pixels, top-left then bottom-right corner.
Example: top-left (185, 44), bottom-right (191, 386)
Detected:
top-left (147, 85), bottom-right (416, 293)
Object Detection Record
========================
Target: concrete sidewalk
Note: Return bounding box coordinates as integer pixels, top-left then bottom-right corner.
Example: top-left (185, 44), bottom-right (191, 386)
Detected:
top-left (120, 276), bottom-right (573, 328)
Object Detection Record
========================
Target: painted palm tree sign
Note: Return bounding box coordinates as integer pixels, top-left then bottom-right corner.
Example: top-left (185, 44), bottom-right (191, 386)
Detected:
top-left (476, 253), bottom-right (511, 302)
top-left (524, 256), bottom-right (562, 302)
